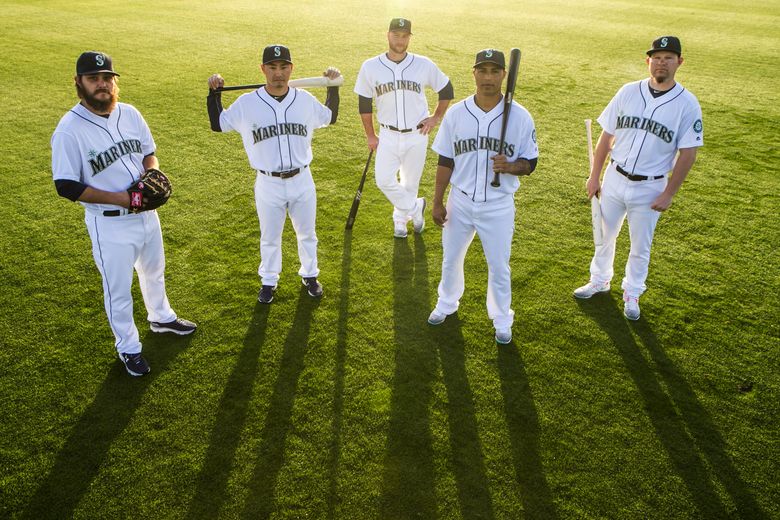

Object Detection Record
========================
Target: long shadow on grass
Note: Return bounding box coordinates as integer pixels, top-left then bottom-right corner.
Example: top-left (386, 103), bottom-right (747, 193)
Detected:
top-left (577, 296), bottom-right (765, 518)
top-left (434, 313), bottom-right (496, 520)
top-left (380, 237), bottom-right (438, 519)
top-left (23, 331), bottom-right (194, 519)
top-left (241, 292), bottom-right (318, 518)
top-left (632, 319), bottom-right (768, 519)
top-left (496, 343), bottom-right (559, 519)
top-left (326, 232), bottom-right (352, 519)
top-left (185, 302), bottom-right (270, 519)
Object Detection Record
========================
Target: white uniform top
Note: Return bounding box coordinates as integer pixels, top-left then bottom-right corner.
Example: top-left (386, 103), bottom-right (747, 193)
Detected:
top-left (598, 79), bottom-right (703, 177)
top-left (354, 52), bottom-right (449, 130)
top-left (51, 102), bottom-right (155, 213)
top-left (219, 87), bottom-right (332, 172)
top-left (433, 96), bottom-right (538, 202)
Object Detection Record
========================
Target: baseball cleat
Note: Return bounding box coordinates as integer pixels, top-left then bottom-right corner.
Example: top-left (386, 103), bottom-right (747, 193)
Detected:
top-left (258, 284), bottom-right (277, 304)
top-left (573, 281), bottom-right (611, 299)
top-left (623, 294), bottom-right (640, 321)
top-left (495, 329), bottom-right (513, 344)
top-left (150, 317), bottom-right (197, 335)
top-left (412, 197), bottom-right (426, 233)
top-left (393, 221), bottom-right (408, 238)
top-left (119, 352), bottom-right (151, 377)
top-left (302, 277), bottom-right (323, 297)
top-left (427, 310), bottom-right (447, 325)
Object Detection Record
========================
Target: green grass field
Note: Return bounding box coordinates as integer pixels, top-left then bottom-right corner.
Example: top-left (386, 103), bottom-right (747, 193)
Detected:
top-left (1, 0), bottom-right (778, 518)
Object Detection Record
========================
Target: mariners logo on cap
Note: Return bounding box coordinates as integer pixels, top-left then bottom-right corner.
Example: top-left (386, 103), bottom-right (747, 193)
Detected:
top-left (389, 18), bottom-right (412, 33)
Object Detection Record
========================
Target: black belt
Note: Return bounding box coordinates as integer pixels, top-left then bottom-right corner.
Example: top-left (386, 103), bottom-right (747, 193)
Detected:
top-left (611, 160), bottom-right (665, 181)
top-left (258, 167), bottom-right (303, 179)
top-left (103, 209), bottom-right (125, 217)
top-left (380, 123), bottom-right (423, 133)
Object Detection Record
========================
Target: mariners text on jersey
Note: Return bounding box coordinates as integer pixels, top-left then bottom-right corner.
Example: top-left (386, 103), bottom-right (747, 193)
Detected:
top-left (453, 136), bottom-right (515, 157)
top-left (88, 139), bottom-right (143, 175)
top-left (615, 115), bottom-right (674, 143)
top-left (252, 122), bottom-right (308, 144)
top-left (374, 80), bottom-right (422, 96)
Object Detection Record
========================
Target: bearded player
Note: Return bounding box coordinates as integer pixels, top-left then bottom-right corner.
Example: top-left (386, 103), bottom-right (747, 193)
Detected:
top-left (573, 36), bottom-right (704, 320)
top-left (51, 51), bottom-right (197, 377)
top-left (354, 18), bottom-right (454, 238)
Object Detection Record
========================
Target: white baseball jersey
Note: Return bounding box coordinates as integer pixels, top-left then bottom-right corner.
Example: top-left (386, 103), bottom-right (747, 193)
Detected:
top-left (598, 79), bottom-right (703, 176)
top-left (51, 102), bottom-right (155, 212)
top-left (354, 52), bottom-right (449, 130)
top-left (219, 87), bottom-right (332, 172)
top-left (433, 96), bottom-right (538, 202)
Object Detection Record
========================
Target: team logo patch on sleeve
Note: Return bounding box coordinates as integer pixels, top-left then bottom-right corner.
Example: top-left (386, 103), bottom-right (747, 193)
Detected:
top-left (694, 119), bottom-right (703, 133)
top-left (532, 129), bottom-right (537, 143)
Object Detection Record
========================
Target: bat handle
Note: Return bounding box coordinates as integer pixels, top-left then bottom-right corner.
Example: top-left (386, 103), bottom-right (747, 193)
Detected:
top-left (490, 175), bottom-right (501, 187)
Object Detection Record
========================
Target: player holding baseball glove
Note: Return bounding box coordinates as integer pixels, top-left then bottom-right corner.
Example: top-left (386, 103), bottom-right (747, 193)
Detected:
top-left (51, 51), bottom-right (197, 377)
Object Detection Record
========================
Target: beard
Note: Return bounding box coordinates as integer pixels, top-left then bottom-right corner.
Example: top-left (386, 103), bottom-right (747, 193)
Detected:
top-left (75, 81), bottom-right (119, 113)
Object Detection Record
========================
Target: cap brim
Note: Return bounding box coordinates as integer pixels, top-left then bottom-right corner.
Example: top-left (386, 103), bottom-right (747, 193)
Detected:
top-left (474, 59), bottom-right (505, 68)
top-left (646, 48), bottom-right (681, 56)
top-left (79, 69), bottom-right (120, 76)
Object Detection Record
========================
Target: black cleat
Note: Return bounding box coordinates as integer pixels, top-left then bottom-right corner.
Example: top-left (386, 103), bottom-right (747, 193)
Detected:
top-left (119, 352), bottom-right (151, 377)
top-left (150, 317), bottom-right (197, 335)
top-left (302, 277), bottom-right (323, 297)
top-left (258, 284), bottom-right (277, 304)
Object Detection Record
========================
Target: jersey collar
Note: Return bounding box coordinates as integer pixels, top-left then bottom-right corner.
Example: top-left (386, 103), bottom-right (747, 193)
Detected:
top-left (72, 102), bottom-right (116, 124)
top-left (466, 94), bottom-right (504, 117)
top-left (379, 52), bottom-right (413, 68)
top-left (258, 86), bottom-right (296, 108)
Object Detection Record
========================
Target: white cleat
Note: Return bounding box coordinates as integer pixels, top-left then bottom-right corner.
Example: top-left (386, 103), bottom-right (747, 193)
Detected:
top-left (394, 221), bottom-right (408, 238)
top-left (495, 329), bottom-right (513, 344)
top-left (623, 294), bottom-right (640, 321)
top-left (412, 197), bottom-right (426, 233)
top-left (428, 310), bottom-right (447, 325)
top-left (573, 281), bottom-right (611, 299)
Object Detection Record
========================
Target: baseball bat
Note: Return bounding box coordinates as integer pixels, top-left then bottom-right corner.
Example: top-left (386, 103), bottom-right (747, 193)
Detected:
top-left (490, 48), bottom-right (522, 188)
top-left (345, 150), bottom-right (374, 230)
top-left (214, 75), bottom-right (345, 92)
top-left (585, 119), bottom-right (605, 246)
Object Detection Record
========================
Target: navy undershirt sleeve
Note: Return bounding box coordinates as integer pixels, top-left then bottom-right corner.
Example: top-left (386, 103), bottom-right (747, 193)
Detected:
top-left (438, 155), bottom-right (454, 169)
top-left (207, 90), bottom-right (223, 132)
top-left (358, 95), bottom-right (372, 114)
top-left (437, 81), bottom-right (454, 101)
top-left (325, 86), bottom-right (340, 124)
top-left (54, 179), bottom-right (87, 202)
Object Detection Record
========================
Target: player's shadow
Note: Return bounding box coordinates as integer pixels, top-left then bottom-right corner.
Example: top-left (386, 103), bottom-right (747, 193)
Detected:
top-left (380, 237), bottom-right (438, 519)
top-left (433, 313), bottom-right (496, 520)
top-left (22, 330), bottom-right (194, 520)
top-left (185, 301), bottom-right (270, 520)
top-left (326, 231), bottom-right (352, 519)
top-left (577, 296), bottom-right (767, 519)
top-left (496, 343), bottom-right (559, 519)
top-left (241, 292), bottom-right (318, 518)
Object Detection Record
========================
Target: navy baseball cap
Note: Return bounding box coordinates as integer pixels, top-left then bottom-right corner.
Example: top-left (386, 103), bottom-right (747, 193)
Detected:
top-left (474, 49), bottom-right (505, 69)
top-left (76, 51), bottom-right (119, 76)
top-left (389, 18), bottom-right (412, 33)
top-left (647, 36), bottom-right (682, 56)
top-left (262, 44), bottom-right (293, 64)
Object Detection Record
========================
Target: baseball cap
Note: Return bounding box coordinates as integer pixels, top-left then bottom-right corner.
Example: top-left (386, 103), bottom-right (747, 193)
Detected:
top-left (646, 36), bottom-right (682, 56)
top-left (389, 18), bottom-right (412, 33)
top-left (76, 51), bottom-right (119, 76)
top-left (474, 49), bottom-right (505, 69)
top-left (262, 44), bottom-right (293, 64)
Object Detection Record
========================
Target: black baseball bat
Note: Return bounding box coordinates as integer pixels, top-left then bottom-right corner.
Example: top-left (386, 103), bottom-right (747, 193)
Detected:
top-left (491, 48), bottom-right (522, 188)
top-left (345, 150), bottom-right (374, 230)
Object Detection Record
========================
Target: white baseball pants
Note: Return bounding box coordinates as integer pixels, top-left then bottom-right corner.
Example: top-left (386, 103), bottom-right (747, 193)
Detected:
top-left (374, 128), bottom-right (428, 223)
top-left (589, 163), bottom-right (668, 297)
top-left (85, 210), bottom-right (176, 355)
top-left (433, 189), bottom-right (516, 330)
top-left (255, 167), bottom-right (319, 286)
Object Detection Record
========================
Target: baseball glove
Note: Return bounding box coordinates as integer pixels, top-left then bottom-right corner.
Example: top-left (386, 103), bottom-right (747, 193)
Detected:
top-left (128, 168), bottom-right (172, 213)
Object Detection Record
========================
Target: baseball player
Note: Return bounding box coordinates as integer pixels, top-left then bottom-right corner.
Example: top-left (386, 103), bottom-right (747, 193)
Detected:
top-left (51, 51), bottom-right (197, 377)
top-left (574, 36), bottom-right (703, 320)
top-left (428, 49), bottom-right (538, 344)
top-left (206, 44), bottom-right (341, 303)
top-left (354, 17), bottom-right (454, 238)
